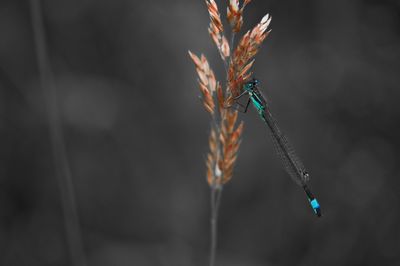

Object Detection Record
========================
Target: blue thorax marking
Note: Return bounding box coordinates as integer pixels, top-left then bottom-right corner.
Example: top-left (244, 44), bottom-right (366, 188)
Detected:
top-left (250, 92), bottom-right (265, 111)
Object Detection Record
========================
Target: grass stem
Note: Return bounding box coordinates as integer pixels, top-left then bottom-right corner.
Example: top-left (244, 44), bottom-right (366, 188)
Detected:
top-left (209, 187), bottom-right (222, 266)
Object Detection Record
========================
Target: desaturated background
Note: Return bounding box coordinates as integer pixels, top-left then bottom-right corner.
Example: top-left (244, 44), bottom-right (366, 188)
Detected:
top-left (0, 0), bottom-right (399, 265)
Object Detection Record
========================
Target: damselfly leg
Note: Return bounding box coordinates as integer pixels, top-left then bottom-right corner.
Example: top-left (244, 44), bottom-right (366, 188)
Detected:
top-left (233, 90), bottom-right (249, 100)
top-left (225, 94), bottom-right (251, 113)
top-left (234, 98), bottom-right (250, 113)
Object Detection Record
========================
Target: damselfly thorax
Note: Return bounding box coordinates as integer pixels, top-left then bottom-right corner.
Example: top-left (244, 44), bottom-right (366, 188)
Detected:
top-left (232, 78), bottom-right (268, 113)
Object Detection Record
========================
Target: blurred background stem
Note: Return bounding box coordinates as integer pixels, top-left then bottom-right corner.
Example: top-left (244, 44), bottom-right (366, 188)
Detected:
top-left (29, 1), bottom-right (87, 266)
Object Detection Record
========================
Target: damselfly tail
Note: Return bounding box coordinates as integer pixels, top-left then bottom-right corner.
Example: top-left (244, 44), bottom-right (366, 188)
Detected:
top-left (303, 184), bottom-right (322, 217)
top-left (260, 109), bottom-right (322, 217)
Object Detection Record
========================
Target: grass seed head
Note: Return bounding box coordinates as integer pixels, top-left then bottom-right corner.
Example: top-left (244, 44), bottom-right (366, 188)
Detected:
top-left (190, 1), bottom-right (270, 187)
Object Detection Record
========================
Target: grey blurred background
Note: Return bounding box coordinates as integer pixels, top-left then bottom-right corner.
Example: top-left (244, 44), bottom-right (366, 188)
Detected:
top-left (1, 0), bottom-right (400, 265)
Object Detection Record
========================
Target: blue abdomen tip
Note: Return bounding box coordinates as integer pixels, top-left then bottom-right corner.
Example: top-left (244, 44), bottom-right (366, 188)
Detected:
top-left (310, 199), bottom-right (320, 209)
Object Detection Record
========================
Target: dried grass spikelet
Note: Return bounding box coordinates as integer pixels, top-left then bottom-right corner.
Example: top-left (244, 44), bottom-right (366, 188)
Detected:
top-left (207, 128), bottom-right (219, 186)
top-left (206, 110), bottom-right (244, 187)
top-left (216, 83), bottom-right (225, 114)
top-left (227, 0), bottom-right (252, 33)
top-left (188, 51), bottom-right (217, 114)
top-left (227, 13), bottom-right (272, 99)
top-left (206, 0), bottom-right (230, 59)
top-left (218, 111), bottom-right (244, 184)
top-left (220, 37), bottom-right (230, 58)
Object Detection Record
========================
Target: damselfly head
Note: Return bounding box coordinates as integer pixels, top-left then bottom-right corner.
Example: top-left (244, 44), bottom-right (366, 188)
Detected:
top-left (244, 78), bottom-right (259, 92)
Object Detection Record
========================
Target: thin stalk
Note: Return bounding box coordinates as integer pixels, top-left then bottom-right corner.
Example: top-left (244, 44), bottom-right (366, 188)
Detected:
top-left (230, 33), bottom-right (235, 56)
top-left (209, 186), bottom-right (222, 266)
top-left (29, 1), bottom-right (87, 266)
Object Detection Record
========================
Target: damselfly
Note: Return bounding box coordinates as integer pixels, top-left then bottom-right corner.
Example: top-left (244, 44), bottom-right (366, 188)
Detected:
top-left (232, 78), bottom-right (321, 217)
